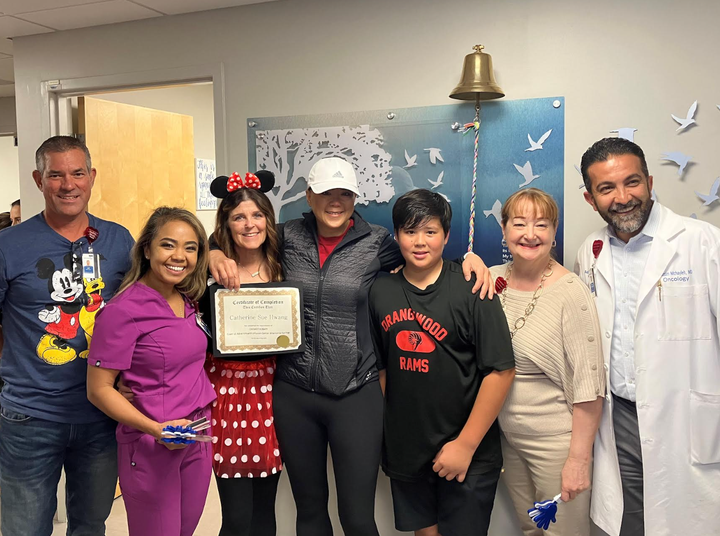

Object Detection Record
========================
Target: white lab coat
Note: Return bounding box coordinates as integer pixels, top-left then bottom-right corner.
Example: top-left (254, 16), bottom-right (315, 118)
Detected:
top-left (574, 203), bottom-right (720, 536)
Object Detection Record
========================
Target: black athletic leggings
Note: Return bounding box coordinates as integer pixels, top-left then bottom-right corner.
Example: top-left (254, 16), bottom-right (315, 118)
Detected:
top-left (273, 380), bottom-right (383, 536)
top-left (215, 472), bottom-right (281, 536)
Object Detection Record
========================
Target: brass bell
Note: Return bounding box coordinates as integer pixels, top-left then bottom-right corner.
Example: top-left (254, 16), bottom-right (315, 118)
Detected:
top-left (449, 45), bottom-right (505, 101)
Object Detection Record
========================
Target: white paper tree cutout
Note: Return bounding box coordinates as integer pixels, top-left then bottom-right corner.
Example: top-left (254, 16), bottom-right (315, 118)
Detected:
top-left (255, 125), bottom-right (394, 213)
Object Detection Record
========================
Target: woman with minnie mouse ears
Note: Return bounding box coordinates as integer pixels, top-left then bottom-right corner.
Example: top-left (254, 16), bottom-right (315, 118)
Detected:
top-left (201, 170), bottom-right (284, 536)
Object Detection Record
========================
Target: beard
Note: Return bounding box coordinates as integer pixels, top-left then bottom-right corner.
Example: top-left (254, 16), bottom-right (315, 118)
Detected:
top-left (598, 197), bottom-right (653, 236)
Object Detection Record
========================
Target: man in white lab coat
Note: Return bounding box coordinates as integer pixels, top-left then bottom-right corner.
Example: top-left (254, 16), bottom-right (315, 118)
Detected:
top-left (574, 137), bottom-right (720, 536)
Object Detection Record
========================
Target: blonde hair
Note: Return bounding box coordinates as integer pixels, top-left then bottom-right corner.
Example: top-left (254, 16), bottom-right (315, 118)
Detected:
top-left (117, 207), bottom-right (209, 301)
top-left (501, 188), bottom-right (559, 228)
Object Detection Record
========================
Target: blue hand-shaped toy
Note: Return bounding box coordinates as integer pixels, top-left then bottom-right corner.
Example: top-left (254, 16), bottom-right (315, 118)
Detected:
top-left (527, 493), bottom-right (562, 530)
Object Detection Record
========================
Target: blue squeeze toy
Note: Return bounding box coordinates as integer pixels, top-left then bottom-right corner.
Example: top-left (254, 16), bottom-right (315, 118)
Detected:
top-left (160, 416), bottom-right (212, 444)
top-left (161, 425), bottom-right (198, 445)
top-left (527, 493), bottom-right (563, 530)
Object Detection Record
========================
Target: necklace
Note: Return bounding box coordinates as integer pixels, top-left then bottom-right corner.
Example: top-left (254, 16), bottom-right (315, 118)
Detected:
top-left (238, 261), bottom-right (263, 278)
top-left (500, 260), bottom-right (554, 339)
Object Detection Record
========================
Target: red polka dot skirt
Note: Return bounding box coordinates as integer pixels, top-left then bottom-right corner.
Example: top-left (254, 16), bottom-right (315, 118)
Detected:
top-left (206, 356), bottom-right (282, 479)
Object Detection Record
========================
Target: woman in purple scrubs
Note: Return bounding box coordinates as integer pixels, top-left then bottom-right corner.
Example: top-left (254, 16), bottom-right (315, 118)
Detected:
top-left (87, 207), bottom-right (216, 536)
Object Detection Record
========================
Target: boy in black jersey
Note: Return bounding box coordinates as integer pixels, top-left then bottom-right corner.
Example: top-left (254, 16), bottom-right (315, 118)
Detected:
top-left (369, 189), bottom-right (515, 536)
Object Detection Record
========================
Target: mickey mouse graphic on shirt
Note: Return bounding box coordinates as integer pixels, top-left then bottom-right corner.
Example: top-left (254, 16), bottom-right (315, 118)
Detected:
top-left (35, 252), bottom-right (105, 365)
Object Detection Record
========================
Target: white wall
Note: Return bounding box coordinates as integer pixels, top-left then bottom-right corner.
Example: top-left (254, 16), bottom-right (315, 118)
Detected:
top-left (0, 96), bottom-right (16, 134)
top-left (92, 84), bottom-right (216, 232)
top-left (10, 0), bottom-right (720, 533)
top-left (12, 0), bottom-right (720, 264)
top-left (0, 134), bottom-right (20, 213)
top-left (0, 96), bottom-right (19, 213)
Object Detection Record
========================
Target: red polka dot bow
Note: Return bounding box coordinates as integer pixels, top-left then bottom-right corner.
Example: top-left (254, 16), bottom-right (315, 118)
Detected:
top-left (244, 173), bottom-right (261, 189)
top-left (227, 172), bottom-right (243, 192)
top-left (226, 172), bottom-right (262, 192)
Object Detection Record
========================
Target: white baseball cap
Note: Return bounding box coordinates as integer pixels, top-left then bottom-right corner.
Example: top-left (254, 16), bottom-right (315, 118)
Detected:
top-left (306, 157), bottom-right (360, 196)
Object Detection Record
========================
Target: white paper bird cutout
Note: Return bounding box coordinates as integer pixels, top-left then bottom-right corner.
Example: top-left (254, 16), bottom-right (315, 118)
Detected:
top-left (513, 161), bottom-right (540, 188)
top-left (660, 152), bottom-right (692, 175)
top-left (483, 200), bottom-right (502, 227)
top-left (574, 164), bottom-right (586, 188)
top-left (428, 171), bottom-right (444, 189)
top-left (671, 100), bottom-right (698, 132)
top-left (424, 148), bottom-right (444, 164)
top-left (610, 128), bottom-right (638, 142)
top-left (525, 129), bottom-right (552, 152)
top-left (717, 105), bottom-right (720, 112)
top-left (695, 177), bottom-right (720, 206)
top-left (403, 150), bottom-right (417, 168)
top-left (437, 192), bottom-right (451, 203)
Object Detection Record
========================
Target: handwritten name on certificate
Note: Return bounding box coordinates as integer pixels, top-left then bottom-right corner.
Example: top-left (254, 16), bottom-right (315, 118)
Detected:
top-left (211, 285), bottom-right (304, 356)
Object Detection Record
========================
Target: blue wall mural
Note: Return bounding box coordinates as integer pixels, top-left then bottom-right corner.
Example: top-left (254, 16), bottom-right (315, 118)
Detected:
top-left (247, 97), bottom-right (565, 266)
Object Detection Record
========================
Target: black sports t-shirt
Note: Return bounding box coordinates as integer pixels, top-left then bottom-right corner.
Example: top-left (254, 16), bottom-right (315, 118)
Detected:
top-left (369, 261), bottom-right (515, 482)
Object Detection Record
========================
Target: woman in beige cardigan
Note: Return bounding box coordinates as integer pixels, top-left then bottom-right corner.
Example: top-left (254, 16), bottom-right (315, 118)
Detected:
top-left (490, 189), bottom-right (605, 536)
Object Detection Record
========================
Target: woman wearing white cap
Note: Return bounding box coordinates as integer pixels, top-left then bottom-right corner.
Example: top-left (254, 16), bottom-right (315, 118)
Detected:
top-left (210, 157), bottom-right (492, 536)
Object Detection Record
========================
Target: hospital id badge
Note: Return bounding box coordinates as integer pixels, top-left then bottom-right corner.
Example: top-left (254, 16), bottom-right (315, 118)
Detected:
top-left (82, 253), bottom-right (100, 282)
top-left (196, 313), bottom-right (212, 338)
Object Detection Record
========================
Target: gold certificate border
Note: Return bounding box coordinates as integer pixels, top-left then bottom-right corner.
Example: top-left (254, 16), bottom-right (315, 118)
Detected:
top-left (216, 288), bottom-right (301, 353)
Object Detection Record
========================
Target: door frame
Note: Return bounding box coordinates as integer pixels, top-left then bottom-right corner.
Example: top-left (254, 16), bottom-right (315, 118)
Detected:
top-left (39, 62), bottom-right (228, 173)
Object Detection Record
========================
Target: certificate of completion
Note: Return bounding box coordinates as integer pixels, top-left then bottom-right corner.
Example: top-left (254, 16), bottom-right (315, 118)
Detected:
top-left (209, 282), bottom-right (304, 357)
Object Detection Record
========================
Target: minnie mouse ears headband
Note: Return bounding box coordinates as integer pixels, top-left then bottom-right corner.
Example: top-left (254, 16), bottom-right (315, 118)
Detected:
top-left (210, 170), bottom-right (275, 199)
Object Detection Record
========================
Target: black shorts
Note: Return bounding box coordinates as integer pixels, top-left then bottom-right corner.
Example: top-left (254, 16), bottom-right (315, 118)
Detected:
top-left (390, 468), bottom-right (501, 536)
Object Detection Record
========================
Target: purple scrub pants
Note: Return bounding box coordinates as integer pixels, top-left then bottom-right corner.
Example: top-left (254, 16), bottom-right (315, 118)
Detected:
top-left (118, 433), bottom-right (212, 536)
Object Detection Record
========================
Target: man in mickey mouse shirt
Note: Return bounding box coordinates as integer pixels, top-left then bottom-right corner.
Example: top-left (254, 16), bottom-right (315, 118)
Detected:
top-left (0, 136), bottom-right (133, 536)
top-left (369, 189), bottom-right (515, 536)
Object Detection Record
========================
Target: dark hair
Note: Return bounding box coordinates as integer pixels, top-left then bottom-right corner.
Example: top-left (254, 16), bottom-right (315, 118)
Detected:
top-left (117, 207), bottom-right (209, 301)
top-left (213, 189), bottom-right (282, 282)
top-left (0, 212), bottom-right (10, 231)
top-left (11, 199), bottom-right (20, 207)
top-left (392, 189), bottom-right (452, 235)
top-left (581, 137), bottom-right (649, 192)
top-left (35, 136), bottom-right (92, 175)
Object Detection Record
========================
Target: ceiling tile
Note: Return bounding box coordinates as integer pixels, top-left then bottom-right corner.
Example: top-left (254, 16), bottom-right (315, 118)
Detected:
top-left (0, 15), bottom-right (53, 37)
top-left (133, 0), bottom-right (277, 16)
top-left (17, 0), bottom-right (160, 31)
top-left (0, 0), bottom-right (104, 16)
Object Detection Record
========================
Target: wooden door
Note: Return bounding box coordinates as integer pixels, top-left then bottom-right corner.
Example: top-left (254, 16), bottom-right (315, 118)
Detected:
top-left (79, 96), bottom-right (195, 238)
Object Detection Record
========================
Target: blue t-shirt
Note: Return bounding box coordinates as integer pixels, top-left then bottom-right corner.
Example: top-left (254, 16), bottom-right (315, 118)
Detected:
top-left (0, 213), bottom-right (134, 423)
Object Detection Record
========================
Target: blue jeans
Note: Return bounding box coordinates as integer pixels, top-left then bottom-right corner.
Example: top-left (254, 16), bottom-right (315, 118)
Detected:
top-left (0, 406), bottom-right (118, 536)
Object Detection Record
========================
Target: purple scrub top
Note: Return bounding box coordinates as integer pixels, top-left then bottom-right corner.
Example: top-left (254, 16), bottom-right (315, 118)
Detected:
top-left (89, 282), bottom-right (216, 442)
